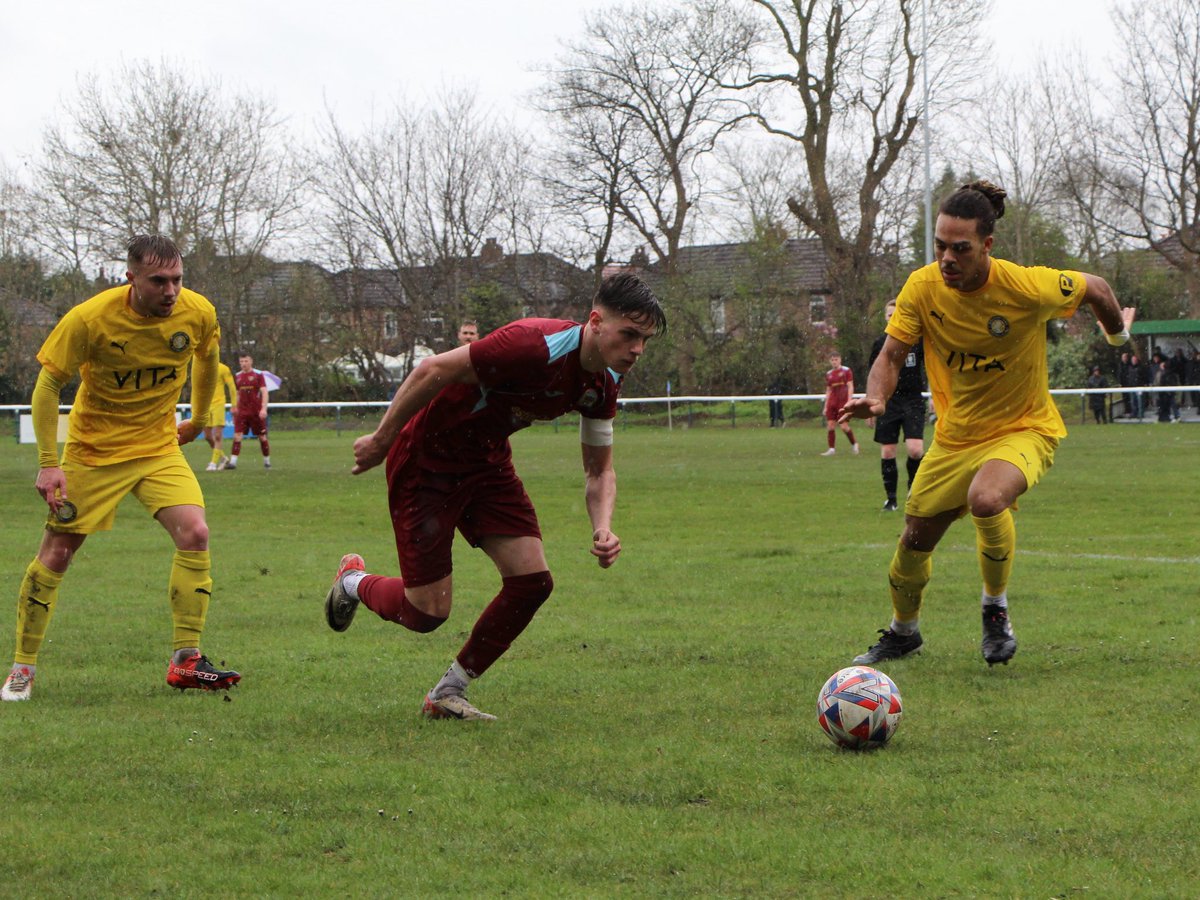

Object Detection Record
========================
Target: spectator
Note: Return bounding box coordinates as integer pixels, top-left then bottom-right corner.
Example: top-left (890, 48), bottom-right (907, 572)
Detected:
top-left (1188, 350), bottom-right (1200, 411)
top-left (1117, 351), bottom-right (1134, 418)
top-left (1168, 348), bottom-right (1186, 420)
top-left (1153, 360), bottom-right (1175, 423)
top-left (767, 375), bottom-right (787, 427)
top-left (1129, 353), bottom-right (1147, 420)
top-left (1085, 365), bottom-right (1108, 424)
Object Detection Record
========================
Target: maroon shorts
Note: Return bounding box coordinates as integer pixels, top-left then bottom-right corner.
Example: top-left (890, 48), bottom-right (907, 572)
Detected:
top-left (386, 457), bottom-right (541, 587)
top-left (233, 411), bottom-right (268, 437)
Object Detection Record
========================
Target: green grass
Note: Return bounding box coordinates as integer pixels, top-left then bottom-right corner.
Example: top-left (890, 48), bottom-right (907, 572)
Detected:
top-left (1, 421), bottom-right (1197, 897)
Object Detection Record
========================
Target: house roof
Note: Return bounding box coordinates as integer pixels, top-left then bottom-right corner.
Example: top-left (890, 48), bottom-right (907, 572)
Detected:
top-left (330, 250), bottom-right (594, 318)
top-left (330, 267), bottom-right (406, 308)
top-left (645, 238), bottom-right (831, 294)
top-left (1149, 228), bottom-right (1199, 268)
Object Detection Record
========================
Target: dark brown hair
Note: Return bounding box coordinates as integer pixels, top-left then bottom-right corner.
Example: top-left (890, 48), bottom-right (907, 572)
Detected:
top-left (939, 180), bottom-right (1007, 237)
top-left (126, 234), bottom-right (182, 270)
top-left (595, 272), bottom-right (667, 337)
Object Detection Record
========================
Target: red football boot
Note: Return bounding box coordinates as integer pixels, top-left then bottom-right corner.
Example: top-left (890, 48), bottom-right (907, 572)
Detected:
top-left (167, 652), bottom-right (241, 691)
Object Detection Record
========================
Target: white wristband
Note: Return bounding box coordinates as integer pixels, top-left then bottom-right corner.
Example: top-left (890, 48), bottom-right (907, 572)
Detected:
top-left (1104, 329), bottom-right (1130, 347)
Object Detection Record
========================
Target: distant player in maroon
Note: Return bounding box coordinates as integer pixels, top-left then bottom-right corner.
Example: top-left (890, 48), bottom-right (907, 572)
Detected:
top-left (323, 273), bottom-right (667, 721)
top-left (229, 353), bottom-right (270, 469)
top-left (821, 352), bottom-right (860, 456)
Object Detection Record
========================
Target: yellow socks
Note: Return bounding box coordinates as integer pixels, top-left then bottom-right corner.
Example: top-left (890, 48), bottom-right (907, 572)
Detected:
top-left (973, 510), bottom-right (1016, 598)
top-left (14, 559), bottom-right (64, 666)
top-left (211, 446), bottom-right (223, 465)
top-left (169, 550), bottom-right (212, 651)
top-left (888, 544), bottom-right (932, 628)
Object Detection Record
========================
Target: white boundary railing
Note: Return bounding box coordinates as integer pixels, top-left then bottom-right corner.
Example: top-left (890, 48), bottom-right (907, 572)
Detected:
top-left (5, 384), bottom-right (1198, 441)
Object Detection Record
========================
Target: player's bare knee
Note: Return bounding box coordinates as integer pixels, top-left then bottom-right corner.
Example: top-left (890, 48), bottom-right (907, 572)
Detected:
top-left (37, 537), bottom-right (79, 572)
top-left (172, 519), bottom-right (209, 551)
top-left (900, 527), bottom-right (932, 553)
top-left (967, 487), bottom-right (1009, 518)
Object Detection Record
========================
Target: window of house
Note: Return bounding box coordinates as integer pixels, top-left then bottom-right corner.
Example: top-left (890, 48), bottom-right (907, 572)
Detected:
top-left (810, 294), bottom-right (828, 324)
top-left (710, 296), bottom-right (727, 336)
top-left (384, 312), bottom-right (398, 339)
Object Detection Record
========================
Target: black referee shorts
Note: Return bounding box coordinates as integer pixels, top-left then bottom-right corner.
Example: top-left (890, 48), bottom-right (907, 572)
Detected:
top-left (874, 394), bottom-right (926, 444)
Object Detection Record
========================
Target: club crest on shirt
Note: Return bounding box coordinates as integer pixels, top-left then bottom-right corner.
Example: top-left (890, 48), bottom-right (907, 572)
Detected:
top-left (1059, 273), bottom-right (1075, 297)
top-left (577, 388), bottom-right (600, 409)
top-left (987, 316), bottom-right (1010, 338)
top-left (168, 331), bottom-right (191, 352)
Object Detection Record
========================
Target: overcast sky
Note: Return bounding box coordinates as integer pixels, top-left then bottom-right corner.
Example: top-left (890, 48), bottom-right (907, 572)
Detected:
top-left (1, 0), bottom-right (1116, 170)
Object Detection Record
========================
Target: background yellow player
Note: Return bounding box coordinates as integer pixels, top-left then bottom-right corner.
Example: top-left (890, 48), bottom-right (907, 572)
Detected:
top-left (202, 359), bottom-right (237, 471)
top-left (1, 235), bottom-right (242, 702)
top-left (840, 180), bottom-right (1134, 668)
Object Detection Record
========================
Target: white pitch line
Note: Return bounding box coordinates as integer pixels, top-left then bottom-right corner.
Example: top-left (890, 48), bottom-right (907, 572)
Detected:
top-left (853, 543), bottom-right (1200, 566)
top-left (1020, 548), bottom-right (1200, 566)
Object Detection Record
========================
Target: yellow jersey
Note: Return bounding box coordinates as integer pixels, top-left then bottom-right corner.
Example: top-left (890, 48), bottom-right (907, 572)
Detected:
top-left (37, 284), bottom-right (220, 465)
top-left (887, 258), bottom-right (1085, 449)
top-left (207, 362), bottom-right (236, 420)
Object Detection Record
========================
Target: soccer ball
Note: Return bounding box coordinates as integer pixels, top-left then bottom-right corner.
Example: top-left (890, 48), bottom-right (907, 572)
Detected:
top-left (816, 666), bottom-right (903, 750)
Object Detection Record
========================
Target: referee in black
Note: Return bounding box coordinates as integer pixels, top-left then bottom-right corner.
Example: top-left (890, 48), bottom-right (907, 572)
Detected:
top-left (869, 298), bottom-right (927, 511)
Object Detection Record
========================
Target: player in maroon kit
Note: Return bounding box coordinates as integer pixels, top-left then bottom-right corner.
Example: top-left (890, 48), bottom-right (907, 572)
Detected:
top-left (229, 353), bottom-right (270, 470)
top-left (820, 352), bottom-right (860, 456)
top-left (324, 273), bottom-right (666, 720)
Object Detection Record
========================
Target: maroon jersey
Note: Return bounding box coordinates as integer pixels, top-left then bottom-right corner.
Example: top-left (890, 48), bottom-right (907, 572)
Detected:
top-left (393, 318), bottom-right (622, 473)
top-left (234, 370), bottom-right (267, 414)
top-left (824, 365), bottom-right (853, 412)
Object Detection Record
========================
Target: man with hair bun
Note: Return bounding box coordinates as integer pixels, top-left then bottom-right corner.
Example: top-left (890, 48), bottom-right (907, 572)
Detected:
top-left (840, 180), bottom-right (1134, 668)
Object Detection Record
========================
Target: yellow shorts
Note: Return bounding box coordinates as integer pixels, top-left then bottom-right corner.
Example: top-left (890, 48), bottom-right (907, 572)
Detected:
top-left (906, 431), bottom-right (1058, 519)
top-left (207, 402), bottom-right (227, 430)
top-left (49, 450), bottom-right (205, 534)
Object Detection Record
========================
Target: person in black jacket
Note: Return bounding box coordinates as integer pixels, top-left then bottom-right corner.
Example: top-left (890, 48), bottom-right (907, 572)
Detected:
top-left (868, 299), bottom-right (927, 510)
top-left (1085, 365), bottom-right (1109, 424)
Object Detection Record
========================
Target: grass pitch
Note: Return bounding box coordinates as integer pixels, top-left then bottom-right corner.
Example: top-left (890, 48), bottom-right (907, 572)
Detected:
top-left (1, 419), bottom-right (1197, 897)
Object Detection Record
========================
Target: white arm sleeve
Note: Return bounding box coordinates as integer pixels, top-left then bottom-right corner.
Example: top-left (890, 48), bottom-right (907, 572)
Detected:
top-left (580, 416), bottom-right (614, 447)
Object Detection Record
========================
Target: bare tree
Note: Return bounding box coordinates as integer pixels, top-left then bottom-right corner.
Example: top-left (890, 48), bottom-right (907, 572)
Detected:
top-left (0, 170), bottom-right (50, 401)
top-left (31, 60), bottom-right (299, 361)
top-left (743, 0), bottom-right (990, 364)
top-left (1041, 54), bottom-right (1136, 264)
top-left (712, 140), bottom-right (813, 240)
top-left (541, 0), bottom-right (759, 275)
top-left (537, 102), bottom-right (640, 284)
top-left (34, 61), bottom-right (297, 267)
top-left (974, 76), bottom-right (1068, 265)
top-left (308, 89), bottom-right (534, 385)
top-left (1057, 0), bottom-right (1200, 314)
top-left (539, 0), bottom-right (758, 391)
